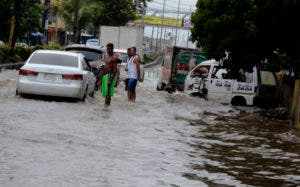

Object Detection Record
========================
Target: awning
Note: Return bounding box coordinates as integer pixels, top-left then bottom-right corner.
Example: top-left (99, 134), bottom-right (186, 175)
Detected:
top-left (31, 32), bottom-right (44, 39)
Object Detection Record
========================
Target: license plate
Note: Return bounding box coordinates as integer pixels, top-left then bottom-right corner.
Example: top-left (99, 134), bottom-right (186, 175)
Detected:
top-left (44, 73), bottom-right (56, 80)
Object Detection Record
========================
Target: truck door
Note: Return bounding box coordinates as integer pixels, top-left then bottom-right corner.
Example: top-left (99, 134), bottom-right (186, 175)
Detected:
top-left (207, 66), bottom-right (233, 103)
top-left (232, 69), bottom-right (255, 95)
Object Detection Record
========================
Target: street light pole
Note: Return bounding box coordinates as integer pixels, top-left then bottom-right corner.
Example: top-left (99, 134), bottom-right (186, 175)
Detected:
top-left (175, 0), bottom-right (180, 46)
top-left (159, 0), bottom-right (166, 52)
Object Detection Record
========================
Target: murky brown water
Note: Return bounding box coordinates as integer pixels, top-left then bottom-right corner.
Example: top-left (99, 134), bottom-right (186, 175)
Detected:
top-left (0, 69), bottom-right (299, 186)
top-left (176, 109), bottom-right (300, 186)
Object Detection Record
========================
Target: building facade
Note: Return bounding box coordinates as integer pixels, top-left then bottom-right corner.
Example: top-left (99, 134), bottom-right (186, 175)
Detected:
top-left (40, 0), bottom-right (67, 45)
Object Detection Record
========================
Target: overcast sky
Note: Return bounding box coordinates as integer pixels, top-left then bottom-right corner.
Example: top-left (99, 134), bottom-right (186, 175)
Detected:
top-left (147, 0), bottom-right (198, 12)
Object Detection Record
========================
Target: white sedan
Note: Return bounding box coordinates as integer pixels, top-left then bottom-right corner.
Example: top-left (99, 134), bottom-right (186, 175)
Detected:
top-left (16, 50), bottom-right (96, 101)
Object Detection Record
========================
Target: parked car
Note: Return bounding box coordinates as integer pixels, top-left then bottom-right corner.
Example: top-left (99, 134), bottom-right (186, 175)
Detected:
top-left (65, 45), bottom-right (105, 73)
top-left (0, 40), bottom-right (4, 46)
top-left (114, 48), bottom-right (144, 82)
top-left (184, 59), bottom-right (279, 107)
top-left (86, 38), bottom-right (100, 47)
top-left (16, 50), bottom-right (96, 101)
top-left (16, 42), bottom-right (29, 47)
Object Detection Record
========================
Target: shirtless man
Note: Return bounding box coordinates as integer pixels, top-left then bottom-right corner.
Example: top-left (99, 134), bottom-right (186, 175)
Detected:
top-left (99, 43), bottom-right (118, 106)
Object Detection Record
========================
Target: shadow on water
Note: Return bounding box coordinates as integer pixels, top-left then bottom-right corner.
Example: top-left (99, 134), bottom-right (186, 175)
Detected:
top-left (17, 94), bottom-right (82, 103)
top-left (176, 109), bottom-right (300, 186)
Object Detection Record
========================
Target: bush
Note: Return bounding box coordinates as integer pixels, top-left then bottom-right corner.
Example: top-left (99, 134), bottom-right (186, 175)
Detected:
top-left (14, 46), bottom-right (32, 62)
top-left (0, 44), bottom-right (64, 63)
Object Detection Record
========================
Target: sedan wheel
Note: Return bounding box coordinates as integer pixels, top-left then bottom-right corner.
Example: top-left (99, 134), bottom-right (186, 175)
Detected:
top-left (81, 87), bottom-right (87, 102)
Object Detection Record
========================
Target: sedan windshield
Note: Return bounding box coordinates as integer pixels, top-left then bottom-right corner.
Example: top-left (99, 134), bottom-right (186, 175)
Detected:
top-left (70, 50), bottom-right (103, 61)
top-left (29, 53), bottom-right (78, 67)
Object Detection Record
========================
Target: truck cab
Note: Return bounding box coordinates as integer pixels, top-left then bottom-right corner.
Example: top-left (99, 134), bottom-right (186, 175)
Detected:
top-left (157, 46), bottom-right (206, 92)
top-left (184, 60), bottom-right (278, 106)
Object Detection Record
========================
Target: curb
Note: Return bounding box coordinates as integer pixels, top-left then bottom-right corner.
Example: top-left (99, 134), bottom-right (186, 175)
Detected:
top-left (0, 62), bottom-right (25, 71)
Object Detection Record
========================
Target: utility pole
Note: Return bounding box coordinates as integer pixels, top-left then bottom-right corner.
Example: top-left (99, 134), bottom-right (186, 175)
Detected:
top-left (175, 0), bottom-right (180, 46)
top-left (186, 5), bottom-right (191, 48)
top-left (159, 0), bottom-right (166, 52)
top-left (73, 0), bottom-right (80, 43)
top-left (156, 26), bottom-right (159, 52)
top-left (151, 26), bottom-right (154, 52)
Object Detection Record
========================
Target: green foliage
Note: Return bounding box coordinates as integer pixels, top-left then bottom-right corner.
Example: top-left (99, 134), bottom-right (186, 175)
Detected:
top-left (58, 0), bottom-right (152, 35)
top-left (0, 45), bottom-right (64, 63)
top-left (191, 0), bottom-right (300, 73)
top-left (14, 46), bottom-right (32, 61)
top-left (0, 0), bottom-right (43, 43)
top-left (0, 46), bottom-right (28, 63)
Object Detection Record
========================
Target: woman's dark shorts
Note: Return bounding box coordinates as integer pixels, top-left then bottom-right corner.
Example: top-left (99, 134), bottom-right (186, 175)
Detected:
top-left (127, 78), bottom-right (138, 93)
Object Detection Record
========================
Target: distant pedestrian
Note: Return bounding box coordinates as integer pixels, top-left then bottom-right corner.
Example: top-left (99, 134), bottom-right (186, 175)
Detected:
top-left (125, 47), bottom-right (132, 91)
top-left (98, 43), bottom-right (118, 106)
top-left (126, 47), bottom-right (142, 102)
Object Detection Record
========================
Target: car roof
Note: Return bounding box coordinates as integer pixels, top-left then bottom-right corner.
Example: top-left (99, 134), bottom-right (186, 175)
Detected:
top-left (65, 45), bottom-right (105, 53)
top-left (34, 50), bottom-right (80, 57)
top-left (113, 49), bottom-right (127, 53)
top-left (198, 59), bottom-right (219, 66)
top-left (86, 38), bottom-right (99, 42)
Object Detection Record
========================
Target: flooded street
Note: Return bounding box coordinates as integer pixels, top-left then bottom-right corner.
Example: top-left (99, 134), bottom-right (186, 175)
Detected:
top-left (0, 67), bottom-right (300, 186)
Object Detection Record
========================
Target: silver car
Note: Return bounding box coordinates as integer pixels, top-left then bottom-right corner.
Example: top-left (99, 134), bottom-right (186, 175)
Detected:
top-left (16, 50), bottom-right (96, 101)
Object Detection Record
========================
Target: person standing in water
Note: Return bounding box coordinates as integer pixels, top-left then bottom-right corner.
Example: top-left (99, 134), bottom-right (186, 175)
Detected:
top-left (125, 47), bottom-right (132, 91)
top-left (126, 47), bottom-right (142, 102)
top-left (98, 43), bottom-right (118, 106)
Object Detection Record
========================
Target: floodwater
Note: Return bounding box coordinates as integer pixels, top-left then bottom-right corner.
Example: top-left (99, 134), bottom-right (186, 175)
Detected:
top-left (0, 67), bottom-right (299, 186)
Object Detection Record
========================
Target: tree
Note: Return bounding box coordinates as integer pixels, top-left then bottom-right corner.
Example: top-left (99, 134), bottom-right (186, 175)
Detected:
top-left (0, 0), bottom-right (12, 42)
top-left (57, 0), bottom-right (102, 43)
top-left (58, 0), bottom-right (151, 43)
top-left (0, 0), bottom-right (43, 45)
top-left (191, 0), bottom-right (300, 74)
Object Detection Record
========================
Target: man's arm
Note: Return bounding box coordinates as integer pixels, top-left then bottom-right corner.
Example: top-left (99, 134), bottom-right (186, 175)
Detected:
top-left (134, 56), bottom-right (141, 81)
top-left (109, 57), bottom-right (118, 85)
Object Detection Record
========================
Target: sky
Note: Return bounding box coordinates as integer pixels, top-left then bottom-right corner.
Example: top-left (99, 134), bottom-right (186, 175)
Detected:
top-left (144, 0), bottom-right (198, 48)
top-left (147, 0), bottom-right (198, 13)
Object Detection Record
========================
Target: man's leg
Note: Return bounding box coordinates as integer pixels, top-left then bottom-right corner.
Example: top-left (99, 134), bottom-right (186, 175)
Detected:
top-left (105, 96), bottom-right (111, 105)
top-left (133, 93), bottom-right (136, 101)
top-left (127, 79), bottom-right (133, 101)
top-left (132, 79), bottom-right (137, 102)
top-left (127, 91), bottom-right (131, 100)
top-left (105, 82), bottom-right (111, 105)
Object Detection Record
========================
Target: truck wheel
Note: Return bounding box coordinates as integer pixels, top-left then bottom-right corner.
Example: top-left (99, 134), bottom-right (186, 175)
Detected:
top-left (231, 96), bottom-right (246, 106)
top-left (157, 83), bottom-right (165, 91)
top-left (156, 85), bottom-right (161, 91)
top-left (89, 89), bottom-right (95, 97)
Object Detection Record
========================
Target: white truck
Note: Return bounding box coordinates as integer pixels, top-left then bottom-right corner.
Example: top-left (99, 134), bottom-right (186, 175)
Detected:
top-left (184, 59), bottom-right (279, 106)
top-left (99, 26), bottom-right (144, 62)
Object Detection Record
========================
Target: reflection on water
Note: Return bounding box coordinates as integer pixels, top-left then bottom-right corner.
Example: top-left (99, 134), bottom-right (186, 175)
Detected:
top-left (177, 110), bottom-right (300, 186)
